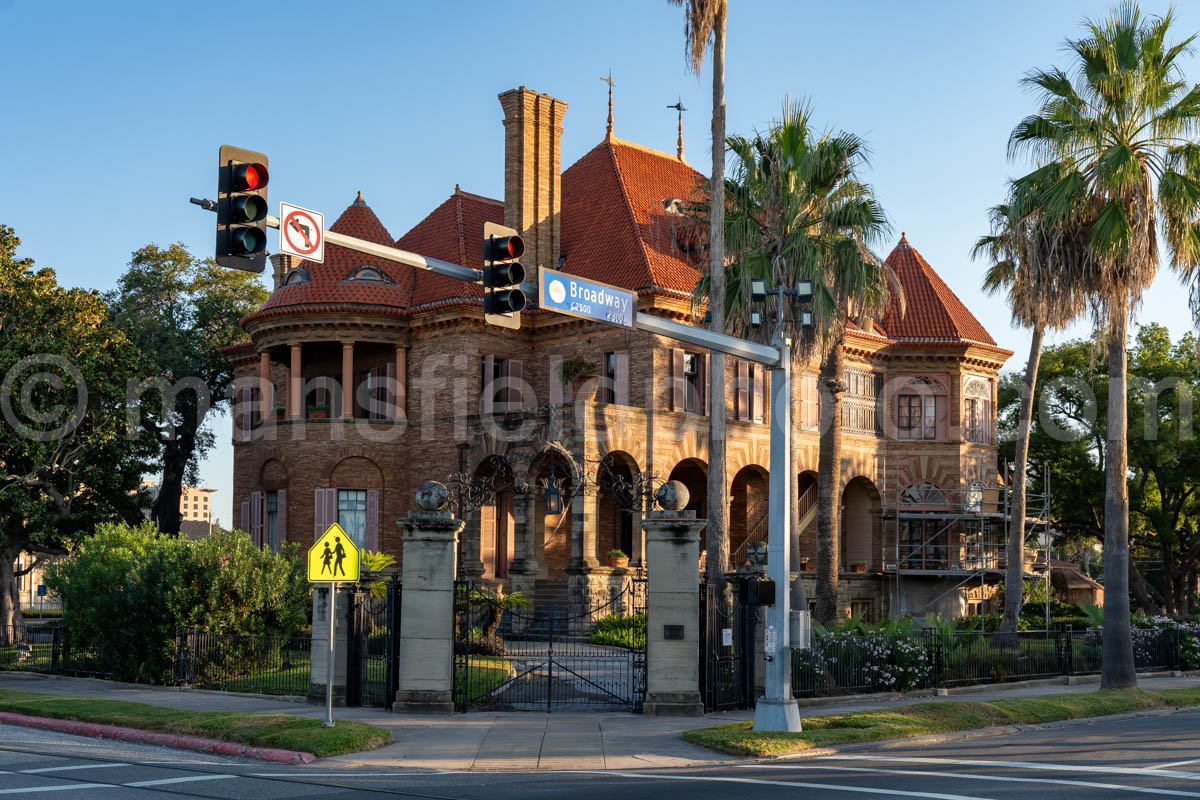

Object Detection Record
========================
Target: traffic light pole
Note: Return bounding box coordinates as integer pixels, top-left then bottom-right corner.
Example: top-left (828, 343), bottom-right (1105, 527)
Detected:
top-left (196, 202), bottom-right (800, 729)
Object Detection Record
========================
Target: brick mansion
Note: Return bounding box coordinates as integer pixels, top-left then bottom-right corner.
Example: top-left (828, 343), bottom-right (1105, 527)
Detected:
top-left (227, 86), bottom-right (1019, 621)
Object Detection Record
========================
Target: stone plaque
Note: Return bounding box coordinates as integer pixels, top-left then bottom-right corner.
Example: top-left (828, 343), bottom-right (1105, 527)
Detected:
top-left (663, 624), bottom-right (685, 641)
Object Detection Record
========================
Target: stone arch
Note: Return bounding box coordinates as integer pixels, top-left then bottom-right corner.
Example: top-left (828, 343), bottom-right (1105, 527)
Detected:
top-left (729, 464), bottom-right (768, 569)
top-left (474, 455), bottom-right (516, 581)
top-left (259, 458), bottom-right (289, 491)
top-left (841, 476), bottom-right (882, 570)
top-left (329, 456), bottom-right (384, 489)
top-left (796, 470), bottom-right (819, 563)
top-left (596, 451), bottom-right (640, 563)
top-left (667, 458), bottom-right (708, 519)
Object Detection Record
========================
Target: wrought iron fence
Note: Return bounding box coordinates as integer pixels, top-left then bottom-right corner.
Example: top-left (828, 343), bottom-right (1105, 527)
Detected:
top-left (791, 626), bottom-right (1192, 698)
top-left (0, 623), bottom-right (112, 679)
top-left (173, 628), bottom-right (311, 697)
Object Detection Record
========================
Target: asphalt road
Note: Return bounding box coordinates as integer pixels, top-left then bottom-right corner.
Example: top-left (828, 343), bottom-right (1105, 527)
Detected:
top-left (0, 707), bottom-right (1197, 798)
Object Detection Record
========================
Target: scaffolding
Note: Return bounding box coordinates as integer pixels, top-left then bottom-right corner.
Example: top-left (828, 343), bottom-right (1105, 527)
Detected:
top-left (882, 466), bottom-right (1052, 621)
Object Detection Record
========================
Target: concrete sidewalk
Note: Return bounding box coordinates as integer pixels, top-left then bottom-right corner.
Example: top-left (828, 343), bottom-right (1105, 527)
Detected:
top-left (1, 671), bottom-right (1196, 771)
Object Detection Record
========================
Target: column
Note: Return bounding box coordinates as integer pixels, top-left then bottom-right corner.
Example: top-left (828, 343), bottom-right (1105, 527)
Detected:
top-left (259, 350), bottom-right (272, 420)
top-left (288, 343), bottom-right (302, 419)
top-left (341, 341), bottom-right (354, 420)
top-left (641, 480), bottom-right (705, 716)
top-left (569, 485), bottom-right (601, 571)
top-left (394, 481), bottom-right (464, 714)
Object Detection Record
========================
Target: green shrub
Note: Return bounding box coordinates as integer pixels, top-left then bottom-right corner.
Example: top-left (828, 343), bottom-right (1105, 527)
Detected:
top-left (589, 612), bottom-right (646, 650)
top-left (45, 522), bottom-right (308, 683)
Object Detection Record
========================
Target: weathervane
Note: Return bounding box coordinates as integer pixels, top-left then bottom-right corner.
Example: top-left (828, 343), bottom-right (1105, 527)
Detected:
top-left (667, 98), bottom-right (687, 161)
top-left (602, 71), bottom-right (615, 140)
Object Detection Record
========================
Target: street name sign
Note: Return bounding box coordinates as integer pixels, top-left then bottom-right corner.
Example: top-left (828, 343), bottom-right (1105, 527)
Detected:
top-left (538, 266), bottom-right (636, 329)
top-left (280, 202), bottom-right (325, 263)
top-left (307, 523), bottom-right (360, 583)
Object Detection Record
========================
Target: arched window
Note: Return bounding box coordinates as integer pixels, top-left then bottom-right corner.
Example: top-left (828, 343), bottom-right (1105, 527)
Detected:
top-left (345, 264), bottom-right (393, 283)
top-left (283, 267), bottom-right (311, 285)
top-left (963, 377), bottom-right (993, 444)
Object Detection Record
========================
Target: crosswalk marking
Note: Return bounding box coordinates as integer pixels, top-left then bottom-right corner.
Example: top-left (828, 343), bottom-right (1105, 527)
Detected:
top-left (123, 774), bottom-right (236, 787)
top-left (0, 784), bottom-right (110, 794)
top-left (575, 770), bottom-right (992, 799)
top-left (750, 763), bottom-right (1200, 797)
top-left (22, 764), bottom-right (130, 774)
top-left (818, 755), bottom-right (1200, 781)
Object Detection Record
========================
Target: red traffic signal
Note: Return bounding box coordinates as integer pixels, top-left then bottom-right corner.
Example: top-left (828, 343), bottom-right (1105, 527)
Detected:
top-left (231, 162), bottom-right (269, 192)
top-left (483, 234), bottom-right (524, 262)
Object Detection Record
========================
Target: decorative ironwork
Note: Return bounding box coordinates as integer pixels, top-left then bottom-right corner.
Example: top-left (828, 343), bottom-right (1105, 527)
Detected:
top-left (446, 453), bottom-right (513, 516)
top-left (591, 453), bottom-right (663, 513)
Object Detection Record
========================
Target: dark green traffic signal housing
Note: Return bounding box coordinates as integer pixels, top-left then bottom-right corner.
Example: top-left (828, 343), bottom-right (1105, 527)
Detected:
top-left (482, 221), bottom-right (525, 328)
top-left (216, 145), bottom-right (270, 272)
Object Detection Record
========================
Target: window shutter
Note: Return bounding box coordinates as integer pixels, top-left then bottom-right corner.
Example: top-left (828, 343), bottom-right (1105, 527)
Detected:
top-left (250, 490), bottom-right (264, 547)
top-left (736, 361), bottom-right (750, 421)
top-left (752, 364), bottom-right (765, 424)
top-left (314, 487), bottom-right (336, 540)
top-left (240, 500), bottom-right (250, 534)
top-left (482, 354), bottom-right (495, 414)
top-left (394, 347), bottom-right (406, 420)
top-left (549, 355), bottom-right (564, 405)
top-left (613, 350), bottom-right (630, 406)
top-left (480, 504), bottom-right (496, 578)
top-left (701, 353), bottom-right (710, 415)
top-left (506, 359), bottom-right (523, 409)
top-left (239, 388), bottom-right (252, 438)
top-left (801, 373), bottom-right (818, 430)
top-left (276, 489), bottom-right (288, 548)
top-left (670, 348), bottom-right (684, 411)
top-left (365, 489), bottom-right (379, 551)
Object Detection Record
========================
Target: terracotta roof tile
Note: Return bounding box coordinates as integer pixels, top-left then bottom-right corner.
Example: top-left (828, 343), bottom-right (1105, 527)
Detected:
top-left (400, 188), bottom-right (503, 310)
top-left (880, 234), bottom-right (997, 346)
top-left (257, 196), bottom-right (413, 316)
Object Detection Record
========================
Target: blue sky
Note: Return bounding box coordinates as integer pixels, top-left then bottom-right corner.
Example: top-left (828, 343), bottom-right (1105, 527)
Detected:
top-left (4, 0), bottom-right (1200, 527)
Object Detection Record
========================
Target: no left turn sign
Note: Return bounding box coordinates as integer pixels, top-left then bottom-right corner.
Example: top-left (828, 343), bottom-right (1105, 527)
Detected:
top-left (280, 203), bottom-right (324, 263)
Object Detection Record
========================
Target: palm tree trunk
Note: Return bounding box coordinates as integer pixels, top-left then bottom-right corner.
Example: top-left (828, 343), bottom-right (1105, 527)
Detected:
top-left (1102, 293), bottom-right (1136, 689)
top-left (999, 324), bottom-right (1044, 644)
top-left (704, 6), bottom-right (728, 588)
top-left (815, 340), bottom-right (845, 625)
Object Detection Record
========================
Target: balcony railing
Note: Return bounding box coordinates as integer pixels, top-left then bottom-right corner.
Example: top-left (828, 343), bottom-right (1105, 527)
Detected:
top-left (883, 542), bottom-right (1042, 573)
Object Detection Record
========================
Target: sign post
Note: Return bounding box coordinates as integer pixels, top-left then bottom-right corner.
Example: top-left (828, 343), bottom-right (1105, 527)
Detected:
top-left (307, 523), bottom-right (360, 727)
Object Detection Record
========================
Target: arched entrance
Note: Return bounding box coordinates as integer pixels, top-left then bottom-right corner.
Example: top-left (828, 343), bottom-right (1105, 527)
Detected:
top-left (475, 456), bottom-right (515, 580)
top-left (841, 476), bottom-right (882, 570)
top-left (529, 449), bottom-right (575, 578)
top-left (596, 451), bottom-right (639, 563)
top-left (729, 464), bottom-right (768, 570)
top-left (667, 459), bottom-right (708, 517)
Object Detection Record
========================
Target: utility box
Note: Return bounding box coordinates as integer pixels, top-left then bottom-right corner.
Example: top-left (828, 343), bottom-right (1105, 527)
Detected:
top-left (790, 609), bottom-right (811, 651)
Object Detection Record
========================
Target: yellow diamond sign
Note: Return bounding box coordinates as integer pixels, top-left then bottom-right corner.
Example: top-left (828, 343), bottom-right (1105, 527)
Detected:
top-left (307, 523), bottom-right (361, 583)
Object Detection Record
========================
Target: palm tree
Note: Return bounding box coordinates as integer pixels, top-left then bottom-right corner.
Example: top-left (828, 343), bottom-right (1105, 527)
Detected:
top-left (700, 101), bottom-right (899, 625)
top-left (973, 178), bottom-right (1091, 644)
top-left (670, 0), bottom-right (730, 587)
top-left (1009, 2), bottom-right (1200, 687)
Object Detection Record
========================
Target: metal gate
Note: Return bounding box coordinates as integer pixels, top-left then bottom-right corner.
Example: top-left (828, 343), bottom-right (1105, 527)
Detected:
top-left (699, 579), bottom-right (756, 711)
top-left (454, 580), bottom-right (646, 712)
top-left (346, 577), bottom-right (401, 708)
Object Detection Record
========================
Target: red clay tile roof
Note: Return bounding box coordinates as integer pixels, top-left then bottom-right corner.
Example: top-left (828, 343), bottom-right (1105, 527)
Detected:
top-left (560, 137), bottom-right (705, 295)
top-left (880, 234), bottom-right (997, 346)
top-left (401, 188), bottom-right (504, 311)
top-left (255, 196), bottom-right (413, 316)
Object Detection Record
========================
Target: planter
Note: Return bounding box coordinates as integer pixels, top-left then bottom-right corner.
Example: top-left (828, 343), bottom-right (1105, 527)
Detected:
top-left (606, 556), bottom-right (630, 568)
top-left (307, 407), bottom-right (330, 420)
top-left (273, 407), bottom-right (287, 420)
top-left (849, 563), bottom-right (868, 574)
top-left (801, 562), bottom-right (816, 573)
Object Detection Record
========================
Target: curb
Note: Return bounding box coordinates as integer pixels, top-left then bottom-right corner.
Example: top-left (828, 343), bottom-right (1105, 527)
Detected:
top-left (0, 712), bottom-right (317, 764)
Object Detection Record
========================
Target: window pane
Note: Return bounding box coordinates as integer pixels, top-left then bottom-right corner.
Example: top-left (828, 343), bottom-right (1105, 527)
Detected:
top-left (337, 489), bottom-right (368, 547)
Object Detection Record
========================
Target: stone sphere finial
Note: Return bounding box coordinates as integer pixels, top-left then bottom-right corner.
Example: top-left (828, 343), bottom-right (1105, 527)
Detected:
top-left (416, 480), bottom-right (450, 512)
top-left (655, 480), bottom-right (689, 512)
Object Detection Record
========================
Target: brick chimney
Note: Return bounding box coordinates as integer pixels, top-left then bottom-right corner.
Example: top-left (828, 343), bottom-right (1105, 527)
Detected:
top-left (269, 253), bottom-right (301, 290)
top-left (498, 87), bottom-right (567, 270)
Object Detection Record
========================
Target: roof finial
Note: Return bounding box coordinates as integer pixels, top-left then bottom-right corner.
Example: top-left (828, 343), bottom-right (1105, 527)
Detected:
top-left (602, 71), bottom-right (615, 141)
top-left (354, 190), bottom-right (365, 206)
top-left (899, 231), bottom-right (908, 246)
top-left (667, 98), bottom-right (687, 161)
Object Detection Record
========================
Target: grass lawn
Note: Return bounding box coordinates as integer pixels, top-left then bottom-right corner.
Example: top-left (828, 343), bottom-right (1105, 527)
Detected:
top-left (456, 656), bottom-right (512, 703)
top-left (0, 689), bottom-right (391, 757)
top-left (684, 687), bottom-right (1200, 757)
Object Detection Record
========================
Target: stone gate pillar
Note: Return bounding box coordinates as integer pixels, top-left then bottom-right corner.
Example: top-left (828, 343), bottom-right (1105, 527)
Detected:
top-left (394, 481), bottom-right (464, 714)
top-left (642, 480), bottom-right (705, 716)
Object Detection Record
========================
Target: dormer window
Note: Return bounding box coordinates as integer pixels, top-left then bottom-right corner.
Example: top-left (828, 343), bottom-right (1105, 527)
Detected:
top-left (283, 267), bottom-right (311, 285)
top-left (346, 265), bottom-right (393, 283)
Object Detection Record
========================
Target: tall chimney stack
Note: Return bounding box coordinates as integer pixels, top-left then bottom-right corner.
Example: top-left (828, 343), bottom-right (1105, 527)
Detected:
top-left (498, 87), bottom-right (567, 271)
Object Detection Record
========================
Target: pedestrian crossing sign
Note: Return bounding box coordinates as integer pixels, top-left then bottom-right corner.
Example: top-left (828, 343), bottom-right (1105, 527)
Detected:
top-left (307, 523), bottom-right (361, 583)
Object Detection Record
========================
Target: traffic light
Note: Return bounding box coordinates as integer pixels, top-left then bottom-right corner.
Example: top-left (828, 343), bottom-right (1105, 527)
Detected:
top-left (482, 221), bottom-right (525, 328)
top-left (216, 145), bottom-right (270, 272)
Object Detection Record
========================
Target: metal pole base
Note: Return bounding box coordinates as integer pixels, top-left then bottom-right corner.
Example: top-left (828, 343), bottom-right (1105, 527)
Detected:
top-left (753, 697), bottom-right (802, 732)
